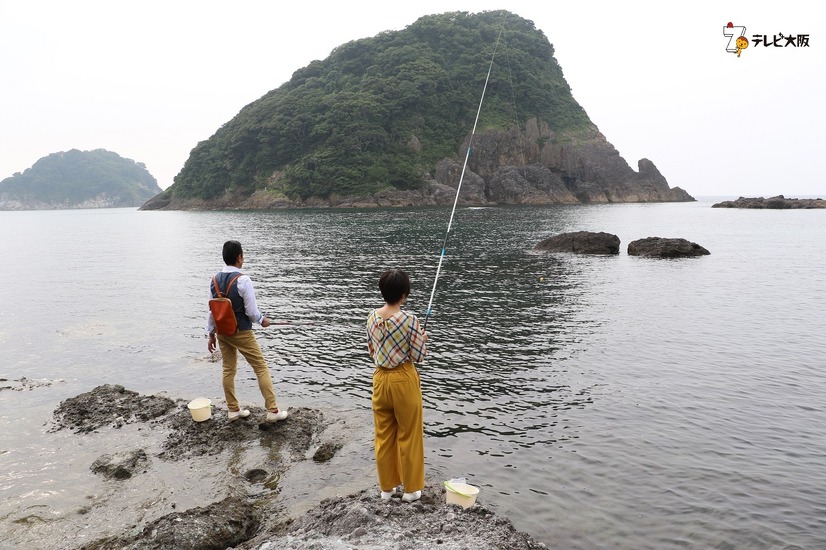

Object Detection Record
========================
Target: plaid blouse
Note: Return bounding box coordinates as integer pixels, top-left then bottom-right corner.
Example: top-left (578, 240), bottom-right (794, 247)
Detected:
top-left (366, 309), bottom-right (427, 369)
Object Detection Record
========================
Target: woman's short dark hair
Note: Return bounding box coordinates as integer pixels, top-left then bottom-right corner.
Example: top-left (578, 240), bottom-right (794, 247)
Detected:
top-left (378, 269), bottom-right (411, 305)
top-left (222, 240), bottom-right (243, 265)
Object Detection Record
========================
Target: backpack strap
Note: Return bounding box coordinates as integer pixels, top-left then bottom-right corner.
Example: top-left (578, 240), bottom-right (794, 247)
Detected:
top-left (213, 273), bottom-right (243, 298)
top-left (212, 275), bottom-right (223, 298)
top-left (225, 274), bottom-right (242, 295)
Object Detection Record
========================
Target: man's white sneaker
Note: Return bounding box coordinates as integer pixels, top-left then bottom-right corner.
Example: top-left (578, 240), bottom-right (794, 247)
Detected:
top-left (266, 409), bottom-right (288, 423)
top-left (402, 490), bottom-right (421, 503)
top-left (227, 409), bottom-right (251, 421)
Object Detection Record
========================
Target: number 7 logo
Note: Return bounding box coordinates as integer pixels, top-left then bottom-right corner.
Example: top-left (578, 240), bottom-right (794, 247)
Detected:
top-left (723, 23), bottom-right (747, 53)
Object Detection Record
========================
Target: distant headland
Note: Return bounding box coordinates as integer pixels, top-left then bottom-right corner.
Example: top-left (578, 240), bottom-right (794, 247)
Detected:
top-left (0, 149), bottom-right (161, 211)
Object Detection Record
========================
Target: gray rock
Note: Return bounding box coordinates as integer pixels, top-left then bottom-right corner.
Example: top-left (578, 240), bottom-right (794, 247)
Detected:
top-left (486, 165), bottom-right (578, 205)
top-left (627, 237), bottom-right (710, 258)
top-left (535, 231), bottom-right (620, 255)
top-left (51, 384), bottom-right (176, 434)
top-left (463, 121), bottom-right (694, 205)
top-left (235, 486), bottom-right (545, 550)
top-left (312, 441), bottom-right (343, 463)
top-left (77, 496), bottom-right (259, 550)
top-left (91, 449), bottom-right (148, 480)
top-left (434, 158), bottom-right (488, 204)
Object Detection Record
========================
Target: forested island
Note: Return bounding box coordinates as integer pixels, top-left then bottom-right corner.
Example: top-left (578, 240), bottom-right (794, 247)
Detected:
top-left (0, 149), bottom-right (161, 210)
top-left (142, 10), bottom-right (692, 211)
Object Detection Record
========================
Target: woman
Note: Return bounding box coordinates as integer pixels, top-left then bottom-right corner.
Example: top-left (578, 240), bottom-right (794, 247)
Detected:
top-left (366, 268), bottom-right (428, 502)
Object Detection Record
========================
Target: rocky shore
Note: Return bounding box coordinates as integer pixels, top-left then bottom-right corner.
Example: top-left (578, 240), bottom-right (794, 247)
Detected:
top-left (49, 385), bottom-right (548, 550)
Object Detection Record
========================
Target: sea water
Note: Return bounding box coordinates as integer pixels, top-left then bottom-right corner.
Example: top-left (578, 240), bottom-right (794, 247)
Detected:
top-left (1, 199), bottom-right (825, 549)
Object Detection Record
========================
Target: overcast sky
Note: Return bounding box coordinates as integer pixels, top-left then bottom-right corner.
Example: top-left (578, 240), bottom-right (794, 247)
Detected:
top-left (1, 0), bottom-right (823, 198)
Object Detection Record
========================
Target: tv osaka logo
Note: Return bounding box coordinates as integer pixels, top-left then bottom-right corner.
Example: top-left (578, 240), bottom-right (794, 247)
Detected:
top-left (723, 22), bottom-right (810, 58)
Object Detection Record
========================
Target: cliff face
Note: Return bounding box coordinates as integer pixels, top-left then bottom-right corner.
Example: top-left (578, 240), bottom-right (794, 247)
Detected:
top-left (456, 118), bottom-right (692, 205)
top-left (143, 118), bottom-right (692, 210)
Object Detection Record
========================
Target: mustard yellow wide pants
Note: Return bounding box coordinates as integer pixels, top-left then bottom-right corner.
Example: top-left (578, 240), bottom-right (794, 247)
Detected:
top-left (372, 361), bottom-right (425, 493)
top-left (218, 329), bottom-right (278, 412)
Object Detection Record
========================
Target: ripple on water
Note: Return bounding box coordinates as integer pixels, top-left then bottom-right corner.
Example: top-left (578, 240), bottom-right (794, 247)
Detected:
top-left (2, 204), bottom-right (826, 549)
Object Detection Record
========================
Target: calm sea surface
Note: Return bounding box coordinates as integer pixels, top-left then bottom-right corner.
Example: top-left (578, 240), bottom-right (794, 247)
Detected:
top-left (1, 199), bottom-right (825, 549)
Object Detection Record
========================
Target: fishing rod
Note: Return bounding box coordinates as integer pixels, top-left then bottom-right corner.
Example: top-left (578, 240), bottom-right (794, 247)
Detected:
top-left (422, 24), bottom-right (505, 332)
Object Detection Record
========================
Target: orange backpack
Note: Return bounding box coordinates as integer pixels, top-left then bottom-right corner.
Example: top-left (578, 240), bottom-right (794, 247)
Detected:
top-left (210, 273), bottom-right (242, 335)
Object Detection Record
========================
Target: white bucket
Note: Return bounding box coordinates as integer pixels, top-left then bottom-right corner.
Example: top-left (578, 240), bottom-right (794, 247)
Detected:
top-left (444, 481), bottom-right (480, 509)
top-left (187, 398), bottom-right (212, 422)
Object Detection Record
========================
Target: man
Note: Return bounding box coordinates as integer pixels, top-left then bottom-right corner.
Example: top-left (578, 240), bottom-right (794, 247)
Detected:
top-left (207, 240), bottom-right (288, 422)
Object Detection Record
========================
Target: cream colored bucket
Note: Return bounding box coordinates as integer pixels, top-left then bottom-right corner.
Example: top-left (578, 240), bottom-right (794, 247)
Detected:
top-left (187, 398), bottom-right (212, 422)
top-left (444, 481), bottom-right (480, 508)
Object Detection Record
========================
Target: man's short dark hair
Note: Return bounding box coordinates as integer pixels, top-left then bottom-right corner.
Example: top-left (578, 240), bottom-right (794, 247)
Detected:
top-left (379, 269), bottom-right (411, 305)
top-left (223, 240), bottom-right (243, 265)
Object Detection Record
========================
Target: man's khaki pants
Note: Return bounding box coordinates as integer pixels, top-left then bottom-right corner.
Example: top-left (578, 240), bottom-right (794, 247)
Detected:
top-left (218, 329), bottom-right (278, 412)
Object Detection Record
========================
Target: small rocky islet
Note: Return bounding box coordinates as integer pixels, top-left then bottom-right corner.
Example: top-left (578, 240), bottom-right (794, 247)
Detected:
top-left (712, 195), bottom-right (825, 209)
top-left (534, 231), bottom-right (709, 258)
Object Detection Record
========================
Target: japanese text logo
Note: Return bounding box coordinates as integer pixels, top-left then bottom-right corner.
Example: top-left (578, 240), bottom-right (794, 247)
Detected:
top-left (724, 22), bottom-right (810, 58)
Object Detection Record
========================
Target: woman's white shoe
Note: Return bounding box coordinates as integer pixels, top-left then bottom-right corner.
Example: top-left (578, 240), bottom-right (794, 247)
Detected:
top-left (402, 490), bottom-right (421, 503)
top-left (380, 485), bottom-right (402, 500)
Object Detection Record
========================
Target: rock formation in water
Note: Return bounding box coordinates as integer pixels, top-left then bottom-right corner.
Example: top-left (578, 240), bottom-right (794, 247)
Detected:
top-left (712, 195), bottom-right (825, 209)
top-left (535, 230), bottom-right (621, 254)
top-left (90, 450), bottom-right (149, 480)
top-left (627, 237), bottom-right (710, 258)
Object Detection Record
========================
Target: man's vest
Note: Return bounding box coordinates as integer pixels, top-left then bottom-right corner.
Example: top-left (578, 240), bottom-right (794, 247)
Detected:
top-left (211, 272), bottom-right (252, 331)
